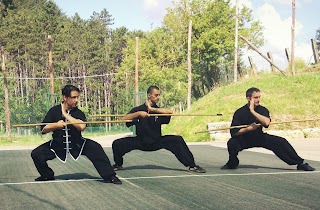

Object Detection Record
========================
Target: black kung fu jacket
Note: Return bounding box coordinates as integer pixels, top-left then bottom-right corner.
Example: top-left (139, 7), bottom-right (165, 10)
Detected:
top-left (126, 103), bottom-right (171, 144)
top-left (230, 104), bottom-right (270, 140)
top-left (40, 104), bottom-right (86, 162)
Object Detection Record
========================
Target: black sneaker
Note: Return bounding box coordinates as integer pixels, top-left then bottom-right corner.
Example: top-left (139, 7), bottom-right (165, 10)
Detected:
top-left (35, 176), bottom-right (55, 181)
top-left (107, 175), bottom-right (122, 185)
top-left (112, 164), bottom-right (123, 171)
top-left (188, 165), bottom-right (206, 173)
top-left (297, 163), bottom-right (315, 171)
top-left (221, 164), bottom-right (237, 170)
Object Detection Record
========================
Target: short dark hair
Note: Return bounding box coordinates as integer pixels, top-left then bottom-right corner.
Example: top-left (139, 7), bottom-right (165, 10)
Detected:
top-left (147, 85), bottom-right (160, 94)
top-left (61, 85), bottom-right (80, 97)
top-left (246, 87), bottom-right (260, 97)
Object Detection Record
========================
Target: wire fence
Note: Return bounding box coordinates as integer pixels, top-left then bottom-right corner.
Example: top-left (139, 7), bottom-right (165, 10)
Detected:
top-left (243, 37), bottom-right (318, 72)
top-left (0, 72), bottom-right (137, 137)
top-left (8, 124), bottom-right (132, 136)
top-left (1, 35), bottom-right (319, 138)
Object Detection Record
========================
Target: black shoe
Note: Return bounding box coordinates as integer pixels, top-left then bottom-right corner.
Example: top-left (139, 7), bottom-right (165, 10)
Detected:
top-left (188, 165), bottom-right (206, 173)
top-left (297, 163), bottom-right (315, 171)
top-left (112, 164), bottom-right (123, 171)
top-left (35, 176), bottom-right (55, 181)
top-left (106, 175), bottom-right (122, 185)
top-left (221, 164), bottom-right (237, 170)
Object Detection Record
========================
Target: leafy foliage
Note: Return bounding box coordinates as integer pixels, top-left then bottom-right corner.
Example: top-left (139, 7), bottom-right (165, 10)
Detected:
top-left (0, 0), bottom-right (263, 127)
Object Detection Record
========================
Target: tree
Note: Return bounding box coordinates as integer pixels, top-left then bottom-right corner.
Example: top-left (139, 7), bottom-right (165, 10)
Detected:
top-left (116, 0), bottom-right (264, 108)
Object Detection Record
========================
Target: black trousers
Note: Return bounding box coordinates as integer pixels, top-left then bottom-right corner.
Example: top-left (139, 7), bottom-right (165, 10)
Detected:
top-left (225, 133), bottom-right (304, 168)
top-left (31, 139), bottom-right (115, 180)
top-left (112, 135), bottom-right (196, 168)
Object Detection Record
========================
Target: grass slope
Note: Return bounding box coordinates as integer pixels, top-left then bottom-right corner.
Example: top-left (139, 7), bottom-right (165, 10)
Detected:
top-left (163, 72), bottom-right (320, 142)
top-left (1, 72), bottom-right (320, 145)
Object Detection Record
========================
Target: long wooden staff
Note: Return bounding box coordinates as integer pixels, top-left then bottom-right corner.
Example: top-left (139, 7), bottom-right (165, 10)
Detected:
top-left (91, 113), bottom-right (223, 117)
top-left (12, 120), bottom-right (133, 128)
top-left (195, 118), bottom-right (320, 134)
top-left (13, 114), bottom-right (223, 127)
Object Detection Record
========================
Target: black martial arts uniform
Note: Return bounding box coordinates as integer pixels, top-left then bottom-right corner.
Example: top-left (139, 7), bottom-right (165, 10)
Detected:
top-left (31, 104), bottom-right (115, 180)
top-left (225, 104), bottom-right (304, 168)
top-left (112, 103), bottom-right (197, 168)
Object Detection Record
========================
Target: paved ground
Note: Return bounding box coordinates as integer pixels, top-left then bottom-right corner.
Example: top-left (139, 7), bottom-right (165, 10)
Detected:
top-left (93, 133), bottom-right (320, 162)
top-left (205, 138), bottom-right (320, 162)
top-left (0, 133), bottom-right (320, 210)
top-left (1, 132), bottom-right (319, 162)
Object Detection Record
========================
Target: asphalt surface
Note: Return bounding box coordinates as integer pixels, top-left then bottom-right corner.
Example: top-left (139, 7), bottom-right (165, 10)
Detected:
top-left (0, 133), bottom-right (319, 210)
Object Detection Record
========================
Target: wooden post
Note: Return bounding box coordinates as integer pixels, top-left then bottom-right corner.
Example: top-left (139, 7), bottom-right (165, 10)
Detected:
top-left (48, 35), bottom-right (55, 106)
top-left (285, 48), bottom-right (290, 63)
top-left (233, 0), bottom-right (239, 82)
top-left (311, 39), bottom-right (319, 64)
top-left (239, 35), bottom-right (286, 76)
top-left (187, 20), bottom-right (192, 110)
top-left (248, 56), bottom-right (256, 75)
top-left (291, 0), bottom-right (296, 76)
top-left (103, 80), bottom-right (108, 132)
top-left (135, 37), bottom-right (139, 106)
top-left (1, 46), bottom-right (11, 141)
top-left (267, 52), bottom-right (275, 72)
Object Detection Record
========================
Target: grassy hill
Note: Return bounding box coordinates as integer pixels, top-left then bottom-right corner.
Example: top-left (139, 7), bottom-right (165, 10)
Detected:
top-left (163, 71), bottom-right (320, 142)
top-left (1, 71), bottom-right (320, 146)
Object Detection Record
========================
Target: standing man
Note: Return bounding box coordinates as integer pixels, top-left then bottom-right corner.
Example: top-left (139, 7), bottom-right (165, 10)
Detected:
top-left (112, 85), bottom-right (206, 173)
top-left (221, 87), bottom-right (315, 171)
top-left (31, 85), bottom-right (122, 184)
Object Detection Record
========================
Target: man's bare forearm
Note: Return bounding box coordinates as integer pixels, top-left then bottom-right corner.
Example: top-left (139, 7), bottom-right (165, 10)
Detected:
top-left (63, 114), bottom-right (86, 131)
top-left (148, 107), bottom-right (173, 114)
top-left (251, 110), bottom-right (270, 127)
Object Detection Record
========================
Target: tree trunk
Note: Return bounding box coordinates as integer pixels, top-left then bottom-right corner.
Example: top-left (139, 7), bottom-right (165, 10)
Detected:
top-left (104, 80), bottom-right (109, 131)
top-left (82, 63), bottom-right (88, 109)
top-left (1, 46), bottom-right (11, 141)
top-left (98, 89), bottom-right (102, 115)
top-left (48, 35), bottom-right (55, 106)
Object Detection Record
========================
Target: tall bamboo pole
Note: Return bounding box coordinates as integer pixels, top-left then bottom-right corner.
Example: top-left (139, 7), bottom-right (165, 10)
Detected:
top-left (187, 20), bottom-right (192, 110)
top-left (195, 118), bottom-right (320, 134)
top-left (13, 120), bottom-right (133, 128)
top-left (135, 37), bottom-right (139, 106)
top-left (91, 113), bottom-right (223, 117)
top-left (239, 35), bottom-right (286, 76)
top-left (1, 46), bottom-right (11, 141)
top-left (311, 39), bottom-right (319, 64)
top-left (291, 0), bottom-right (296, 76)
top-left (233, 0), bottom-right (239, 82)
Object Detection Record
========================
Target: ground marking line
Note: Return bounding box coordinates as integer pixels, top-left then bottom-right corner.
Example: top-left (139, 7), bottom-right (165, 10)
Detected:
top-left (123, 170), bottom-right (320, 180)
top-left (0, 171), bottom-right (319, 186)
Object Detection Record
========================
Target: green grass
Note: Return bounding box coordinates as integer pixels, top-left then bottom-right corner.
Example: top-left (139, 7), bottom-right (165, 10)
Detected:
top-left (0, 130), bottom-right (130, 146)
top-left (163, 71), bottom-right (320, 142)
top-left (0, 133), bottom-right (51, 146)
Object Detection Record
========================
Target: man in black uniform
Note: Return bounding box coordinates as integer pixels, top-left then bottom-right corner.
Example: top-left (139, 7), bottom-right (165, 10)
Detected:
top-left (112, 85), bottom-right (206, 173)
top-left (221, 87), bottom-right (315, 171)
top-left (31, 85), bottom-right (122, 184)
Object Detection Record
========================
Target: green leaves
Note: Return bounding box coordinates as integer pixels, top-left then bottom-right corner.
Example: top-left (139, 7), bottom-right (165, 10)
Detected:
top-left (0, 0), bottom-right (264, 123)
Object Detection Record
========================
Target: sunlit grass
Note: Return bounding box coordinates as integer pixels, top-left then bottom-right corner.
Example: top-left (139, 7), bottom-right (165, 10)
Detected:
top-left (0, 129), bottom-right (131, 146)
top-left (163, 71), bottom-right (320, 142)
top-left (1, 71), bottom-right (320, 145)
